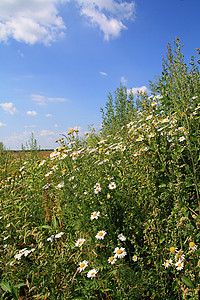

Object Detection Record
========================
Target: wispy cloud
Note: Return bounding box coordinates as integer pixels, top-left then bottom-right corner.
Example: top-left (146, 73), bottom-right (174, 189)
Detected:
top-left (76, 0), bottom-right (136, 40)
top-left (99, 71), bottom-right (108, 76)
top-left (24, 125), bottom-right (36, 128)
top-left (0, 121), bottom-right (6, 127)
top-left (31, 94), bottom-right (69, 106)
top-left (121, 76), bottom-right (127, 85)
top-left (0, 102), bottom-right (18, 115)
top-left (40, 130), bottom-right (55, 136)
top-left (26, 110), bottom-right (37, 116)
top-left (46, 113), bottom-right (52, 117)
top-left (0, 0), bottom-right (67, 45)
top-left (127, 86), bottom-right (148, 95)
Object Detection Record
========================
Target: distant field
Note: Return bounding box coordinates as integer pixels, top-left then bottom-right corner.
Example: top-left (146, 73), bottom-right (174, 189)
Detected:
top-left (6, 149), bottom-right (53, 159)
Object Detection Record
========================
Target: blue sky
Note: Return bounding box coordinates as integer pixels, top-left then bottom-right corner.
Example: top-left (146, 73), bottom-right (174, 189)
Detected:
top-left (0, 0), bottom-right (200, 150)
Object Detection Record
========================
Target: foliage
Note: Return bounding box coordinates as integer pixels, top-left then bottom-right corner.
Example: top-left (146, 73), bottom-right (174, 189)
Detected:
top-left (0, 38), bottom-right (200, 299)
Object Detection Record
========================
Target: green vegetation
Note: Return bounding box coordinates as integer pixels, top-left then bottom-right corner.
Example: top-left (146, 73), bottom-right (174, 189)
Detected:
top-left (0, 38), bottom-right (200, 299)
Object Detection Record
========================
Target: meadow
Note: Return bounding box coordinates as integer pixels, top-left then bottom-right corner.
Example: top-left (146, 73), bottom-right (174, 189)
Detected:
top-left (0, 39), bottom-right (200, 299)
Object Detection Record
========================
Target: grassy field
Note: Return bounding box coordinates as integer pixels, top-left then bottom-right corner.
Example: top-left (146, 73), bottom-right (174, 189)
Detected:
top-left (0, 39), bottom-right (200, 299)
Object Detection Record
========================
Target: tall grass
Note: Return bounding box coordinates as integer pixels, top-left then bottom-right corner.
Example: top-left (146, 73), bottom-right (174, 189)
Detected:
top-left (0, 38), bottom-right (200, 299)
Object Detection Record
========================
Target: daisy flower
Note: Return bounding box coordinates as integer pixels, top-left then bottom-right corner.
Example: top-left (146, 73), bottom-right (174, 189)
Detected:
top-left (90, 211), bottom-right (100, 220)
top-left (136, 136), bottom-right (144, 142)
top-left (75, 238), bottom-right (85, 247)
top-left (179, 136), bottom-right (186, 142)
top-left (55, 182), bottom-right (64, 189)
top-left (114, 247), bottom-right (127, 259)
top-left (87, 269), bottom-right (98, 279)
top-left (95, 230), bottom-right (107, 240)
top-left (6, 223), bottom-right (10, 228)
top-left (175, 259), bottom-right (184, 271)
top-left (189, 242), bottom-right (198, 251)
top-left (38, 242), bottom-right (44, 248)
top-left (118, 233), bottom-right (126, 241)
top-left (170, 246), bottom-right (178, 254)
top-left (108, 182), bottom-right (116, 190)
top-left (162, 259), bottom-right (172, 268)
top-left (94, 183), bottom-right (100, 189)
top-left (78, 260), bottom-right (88, 272)
top-left (108, 256), bottom-right (117, 264)
top-left (146, 115), bottom-right (153, 120)
top-left (132, 255), bottom-right (138, 262)
top-left (94, 187), bottom-right (101, 194)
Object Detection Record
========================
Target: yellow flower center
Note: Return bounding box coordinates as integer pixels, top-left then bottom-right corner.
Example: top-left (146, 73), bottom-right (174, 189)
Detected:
top-left (99, 232), bottom-right (103, 236)
top-left (80, 263), bottom-right (85, 268)
top-left (78, 241), bottom-right (83, 245)
top-left (166, 260), bottom-right (170, 264)
top-left (93, 213), bottom-right (97, 217)
top-left (109, 257), bottom-right (114, 262)
top-left (189, 242), bottom-right (195, 248)
top-left (117, 249), bottom-right (122, 254)
top-left (170, 247), bottom-right (175, 253)
top-left (91, 272), bottom-right (95, 276)
top-left (178, 263), bottom-right (182, 268)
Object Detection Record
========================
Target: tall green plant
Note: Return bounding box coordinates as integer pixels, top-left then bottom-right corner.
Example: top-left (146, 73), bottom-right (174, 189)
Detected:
top-left (100, 84), bottom-right (136, 134)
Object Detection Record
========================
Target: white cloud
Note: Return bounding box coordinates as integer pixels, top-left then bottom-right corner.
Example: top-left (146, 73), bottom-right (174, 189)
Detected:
top-left (46, 113), bottom-right (52, 117)
top-left (76, 0), bottom-right (136, 40)
top-left (26, 110), bottom-right (37, 116)
top-left (54, 124), bottom-right (59, 128)
top-left (99, 71), bottom-right (108, 76)
top-left (0, 102), bottom-right (18, 115)
top-left (127, 86), bottom-right (148, 95)
top-left (0, 121), bottom-right (6, 127)
top-left (24, 125), bottom-right (36, 128)
top-left (40, 129), bottom-right (55, 136)
top-left (0, 1), bottom-right (136, 45)
top-left (121, 76), bottom-right (127, 84)
top-left (0, 0), bottom-right (67, 45)
top-left (31, 94), bottom-right (69, 105)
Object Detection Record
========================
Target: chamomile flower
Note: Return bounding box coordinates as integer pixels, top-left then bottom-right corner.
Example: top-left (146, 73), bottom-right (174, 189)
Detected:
top-left (175, 259), bottom-right (184, 271)
top-left (55, 181), bottom-right (64, 189)
top-left (78, 260), bottom-right (88, 272)
top-left (189, 242), bottom-right (197, 251)
top-left (170, 246), bottom-right (178, 254)
top-left (94, 187), bottom-right (101, 194)
top-left (132, 255), bottom-right (138, 262)
top-left (6, 223), bottom-right (10, 228)
top-left (108, 256), bottom-right (117, 264)
top-left (90, 211), bottom-right (100, 220)
top-left (179, 136), bottom-right (186, 142)
top-left (75, 238), bottom-right (85, 247)
top-left (114, 247), bottom-right (127, 259)
top-left (162, 259), bottom-right (172, 268)
top-left (108, 182), bottom-right (116, 189)
top-left (95, 230), bottom-right (107, 240)
top-left (87, 269), bottom-right (98, 279)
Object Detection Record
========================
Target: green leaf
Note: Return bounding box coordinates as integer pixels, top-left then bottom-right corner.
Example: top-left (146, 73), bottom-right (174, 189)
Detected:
top-left (0, 281), bottom-right (11, 292)
top-left (159, 183), bottom-right (167, 188)
top-left (160, 237), bottom-right (165, 243)
top-left (52, 214), bottom-right (57, 230)
top-left (181, 276), bottom-right (194, 288)
top-left (41, 225), bottom-right (52, 230)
